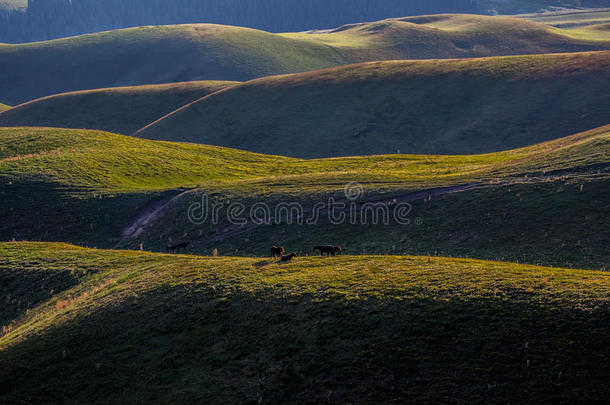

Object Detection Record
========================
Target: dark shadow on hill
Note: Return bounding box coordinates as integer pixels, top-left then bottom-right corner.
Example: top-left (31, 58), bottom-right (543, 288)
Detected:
top-left (137, 60), bottom-right (610, 158)
top-left (131, 177), bottom-right (610, 270)
top-left (0, 264), bottom-right (96, 328)
top-left (0, 285), bottom-right (609, 403)
top-left (0, 180), bottom-right (174, 248)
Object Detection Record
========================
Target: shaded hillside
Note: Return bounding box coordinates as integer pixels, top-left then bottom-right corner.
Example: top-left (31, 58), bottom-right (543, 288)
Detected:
top-left (1, 242), bottom-right (610, 403)
top-left (0, 81), bottom-right (237, 134)
top-left (2, 15), bottom-right (610, 104)
top-left (137, 51), bottom-right (610, 158)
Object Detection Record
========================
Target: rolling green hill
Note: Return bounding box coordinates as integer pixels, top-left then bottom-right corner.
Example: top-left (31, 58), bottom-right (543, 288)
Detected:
top-left (3, 0), bottom-right (609, 42)
top-left (281, 13), bottom-right (610, 55)
top-left (137, 51), bottom-right (610, 158)
top-left (520, 7), bottom-right (610, 29)
top-left (2, 14), bottom-right (610, 104)
top-left (563, 22), bottom-right (610, 41)
top-left (1, 126), bottom-right (608, 192)
top-left (0, 81), bottom-right (237, 134)
top-left (1, 242), bottom-right (610, 402)
top-left (1, 125), bottom-right (608, 268)
top-left (0, 24), bottom-right (343, 105)
top-left (0, 102), bottom-right (9, 112)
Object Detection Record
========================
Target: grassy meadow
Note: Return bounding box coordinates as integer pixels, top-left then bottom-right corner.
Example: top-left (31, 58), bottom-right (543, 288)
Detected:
top-left (0, 24), bottom-right (343, 104)
top-left (1, 9), bottom-right (610, 403)
top-left (1, 125), bottom-right (607, 268)
top-left (520, 8), bottom-right (610, 29)
top-left (0, 81), bottom-right (237, 134)
top-left (1, 242), bottom-right (609, 402)
top-left (137, 51), bottom-right (610, 157)
top-left (5, 50), bottom-right (610, 147)
top-left (1, 14), bottom-right (610, 104)
top-left (1, 125), bottom-right (607, 192)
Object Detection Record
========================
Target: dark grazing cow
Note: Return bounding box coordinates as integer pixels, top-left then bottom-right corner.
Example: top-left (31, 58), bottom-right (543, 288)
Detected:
top-left (167, 241), bottom-right (190, 253)
top-left (333, 245), bottom-right (343, 255)
top-left (271, 246), bottom-right (285, 258)
top-left (313, 245), bottom-right (338, 256)
top-left (280, 252), bottom-right (297, 262)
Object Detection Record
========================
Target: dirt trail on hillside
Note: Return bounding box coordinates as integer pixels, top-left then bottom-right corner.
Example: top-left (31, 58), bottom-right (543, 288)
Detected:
top-left (117, 183), bottom-right (480, 249)
top-left (114, 189), bottom-right (192, 248)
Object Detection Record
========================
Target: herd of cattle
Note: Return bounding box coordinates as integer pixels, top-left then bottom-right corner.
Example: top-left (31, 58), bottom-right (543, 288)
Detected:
top-left (166, 242), bottom-right (342, 262)
top-left (271, 245), bottom-right (343, 262)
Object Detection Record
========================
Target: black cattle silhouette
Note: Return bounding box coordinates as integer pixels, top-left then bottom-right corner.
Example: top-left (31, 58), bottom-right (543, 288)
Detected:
top-left (271, 246), bottom-right (285, 258)
top-left (167, 241), bottom-right (190, 253)
top-left (313, 245), bottom-right (340, 256)
top-left (280, 252), bottom-right (297, 262)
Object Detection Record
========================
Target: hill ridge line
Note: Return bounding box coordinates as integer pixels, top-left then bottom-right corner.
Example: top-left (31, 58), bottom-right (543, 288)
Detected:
top-left (132, 83), bottom-right (242, 137)
top-left (1, 80), bottom-right (240, 111)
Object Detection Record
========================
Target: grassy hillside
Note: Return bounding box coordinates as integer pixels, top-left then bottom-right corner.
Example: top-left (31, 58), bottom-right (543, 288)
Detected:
top-left (137, 51), bottom-right (610, 158)
top-left (2, 0), bottom-right (607, 42)
top-left (520, 7), bottom-right (610, 29)
top-left (562, 22), bottom-right (610, 41)
top-left (1, 126), bottom-right (608, 268)
top-left (283, 13), bottom-right (610, 56)
top-left (0, 102), bottom-right (10, 112)
top-left (154, 178), bottom-right (609, 269)
top-left (0, 81), bottom-right (237, 134)
top-left (2, 126), bottom-right (608, 192)
top-left (1, 242), bottom-right (610, 402)
top-left (0, 24), bottom-right (343, 105)
top-left (0, 127), bottom-right (298, 191)
top-left (2, 14), bottom-right (610, 104)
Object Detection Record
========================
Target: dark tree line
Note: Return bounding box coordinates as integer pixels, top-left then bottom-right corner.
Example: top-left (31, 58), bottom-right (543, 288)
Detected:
top-left (0, 0), bottom-right (608, 43)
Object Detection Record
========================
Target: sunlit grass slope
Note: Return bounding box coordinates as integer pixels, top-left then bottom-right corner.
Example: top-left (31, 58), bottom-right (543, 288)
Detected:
top-left (137, 51), bottom-right (610, 157)
top-left (563, 22), bottom-right (610, 41)
top-left (284, 13), bottom-right (610, 53)
top-left (1, 125), bottom-right (608, 192)
top-left (0, 24), bottom-right (344, 105)
top-left (0, 127), bottom-right (297, 191)
top-left (0, 81), bottom-right (237, 134)
top-left (1, 242), bottom-right (610, 403)
top-left (0, 102), bottom-right (10, 112)
top-left (2, 14), bottom-right (610, 104)
top-left (520, 8), bottom-right (610, 29)
top-left (1, 126), bottom-right (608, 268)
